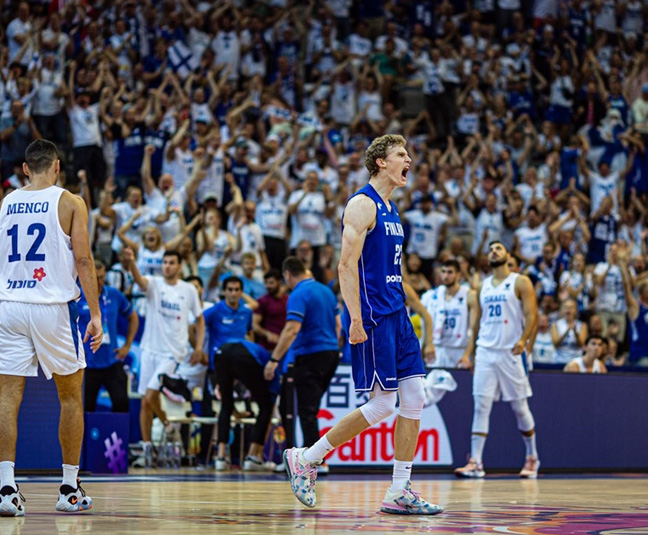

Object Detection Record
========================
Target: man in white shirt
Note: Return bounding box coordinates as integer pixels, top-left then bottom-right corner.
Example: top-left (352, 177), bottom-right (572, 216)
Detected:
top-left (346, 20), bottom-right (373, 67)
top-left (631, 84), bottom-right (648, 133)
top-left (513, 206), bottom-right (549, 266)
top-left (211, 15), bottom-right (241, 81)
top-left (124, 249), bottom-right (204, 468)
top-left (6, 2), bottom-right (32, 66)
top-left (404, 194), bottom-right (452, 280)
top-left (593, 243), bottom-right (627, 342)
top-left (67, 83), bottom-right (105, 203)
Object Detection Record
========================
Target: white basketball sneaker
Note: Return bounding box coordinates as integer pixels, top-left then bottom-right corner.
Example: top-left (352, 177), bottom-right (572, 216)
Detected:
top-left (519, 456), bottom-right (540, 479)
top-left (454, 458), bottom-right (486, 478)
top-left (55, 479), bottom-right (93, 512)
top-left (0, 485), bottom-right (25, 517)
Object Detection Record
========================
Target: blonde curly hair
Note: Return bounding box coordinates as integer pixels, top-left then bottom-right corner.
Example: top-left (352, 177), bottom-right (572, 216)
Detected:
top-left (364, 134), bottom-right (407, 177)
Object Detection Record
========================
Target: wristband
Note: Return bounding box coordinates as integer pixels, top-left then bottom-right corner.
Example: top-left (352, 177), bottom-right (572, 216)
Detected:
top-left (270, 357), bottom-right (280, 363)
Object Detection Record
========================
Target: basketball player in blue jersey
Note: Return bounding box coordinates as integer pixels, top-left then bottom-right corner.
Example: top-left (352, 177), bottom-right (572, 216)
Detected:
top-left (455, 241), bottom-right (540, 479)
top-left (0, 140), bottom-right (102, 516)
top-left (283, 134), bottom-right (443, 515)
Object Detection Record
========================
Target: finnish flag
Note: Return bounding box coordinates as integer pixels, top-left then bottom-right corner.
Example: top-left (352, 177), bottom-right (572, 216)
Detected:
top-left (167, 41), bottom-right (198, 79)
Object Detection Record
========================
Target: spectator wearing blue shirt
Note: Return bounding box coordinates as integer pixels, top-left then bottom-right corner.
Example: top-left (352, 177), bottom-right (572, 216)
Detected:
top-left (264, 257), bottom-right (340, 457)
top-left (204, 276), bottom-right (277, 471)
top-left (78, 261), bottom-right (139, 412)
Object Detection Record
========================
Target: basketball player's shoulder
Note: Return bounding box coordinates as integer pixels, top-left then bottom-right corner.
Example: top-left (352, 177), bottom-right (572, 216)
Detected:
top-left (59, 188), bottom-right (86, 212)
top-left (343, 194), bottom-right (376, 228)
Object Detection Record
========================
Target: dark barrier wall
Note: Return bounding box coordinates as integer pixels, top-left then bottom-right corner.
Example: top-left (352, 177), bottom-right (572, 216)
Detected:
top-left (440, 370), bottom-right (648, 470)
top-left (14, 367), bottom-right (648, 471)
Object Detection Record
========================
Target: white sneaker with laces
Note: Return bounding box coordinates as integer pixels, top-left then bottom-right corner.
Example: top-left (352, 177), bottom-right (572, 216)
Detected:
top-left (454, 457), bottom-right (485, 478)
top-left (55, 479), bottom-right (93, 512)
top-left (519, 456), bottom-right (540, 478)
top-left (380, 481), bottom-right (444, 515)
top-left (284, 447), bottom-right (319, 508)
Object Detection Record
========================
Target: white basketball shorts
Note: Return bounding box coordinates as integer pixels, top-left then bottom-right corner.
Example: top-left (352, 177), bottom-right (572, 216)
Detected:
top-left (0, 300), bottom-right (86, 379)
top-left (431, 346), bottom-right (464, 368)
top-left (176, 361), bottom-right (208, 392)
top-left (473, 346), bottom-right (532, 401)
top-left (138, 349), bottom-right (178, 395)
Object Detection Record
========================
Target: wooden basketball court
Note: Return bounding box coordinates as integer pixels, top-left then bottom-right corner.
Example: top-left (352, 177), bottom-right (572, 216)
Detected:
top-left (3, 471), bottom-right (647, 534)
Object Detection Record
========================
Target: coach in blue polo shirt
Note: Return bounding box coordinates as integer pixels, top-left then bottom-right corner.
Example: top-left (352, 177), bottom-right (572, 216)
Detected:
top-left (264, 257), bottom-right (340, 453)
top-left (78, 261), bottom-right (139, 412)
top-left (203, 275), bottom-right (279, 471)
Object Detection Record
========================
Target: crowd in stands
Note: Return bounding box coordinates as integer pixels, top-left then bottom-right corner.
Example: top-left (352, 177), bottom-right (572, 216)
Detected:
top-left (2, 0), bottom-right (648, 373)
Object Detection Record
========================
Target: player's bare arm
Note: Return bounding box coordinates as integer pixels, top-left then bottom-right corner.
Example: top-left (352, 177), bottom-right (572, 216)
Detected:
top-left (62, 191), bottom-right (103, 352)
top-left (122, 247), bottom-right (149, 292)
top-left (189, 314), bottom-right (206, 365)
top-left (514, 275), bottom-right (538, 355)
top-left (338, 194), bottom-right (376, 345)
top-left (460, 286), bottom-right (480, 369)
top-left (404, 281), bottom-right (435, 363)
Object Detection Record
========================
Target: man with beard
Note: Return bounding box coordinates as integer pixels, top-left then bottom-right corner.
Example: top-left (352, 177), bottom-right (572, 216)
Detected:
top-left (421, 260), bottom-right (476, 369)
top-left (455, 241), bottom-right (540, 479)
top-left (123, 248), bottom-right (204, 468)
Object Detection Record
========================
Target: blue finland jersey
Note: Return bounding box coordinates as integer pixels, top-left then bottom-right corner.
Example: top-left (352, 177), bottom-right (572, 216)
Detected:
top-left (115, 125), bottom-right (145, 176)
top-left (343, 183), bottom-right (406, 328)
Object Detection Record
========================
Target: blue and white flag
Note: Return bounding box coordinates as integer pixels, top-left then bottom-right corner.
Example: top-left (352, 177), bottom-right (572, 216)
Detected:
top-left (167, 41), bottom-right (197, 79)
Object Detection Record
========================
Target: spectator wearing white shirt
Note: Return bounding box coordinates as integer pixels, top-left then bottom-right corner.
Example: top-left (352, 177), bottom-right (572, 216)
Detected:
top-left (104, 185), bottom-right (155, 254)
top-left (593, 243), bottom-right (628, 341)
top-left (513, 206), bottom-right (549, 266)
top-left (375, 22), bottom-right (408, 59)
top-left (39, 13), bottom-right (71, 66)
top-left (532, 315), bottom-right (557, 364)
top-left (6, 2), bottom-right (32, 66)
top-left (227, 195), bottom-right (270, 275)
top-left (211, 14), bottom-right (242, 81)
top-left (288, 171), bottom-right (335, 257)
top-left (66, 65), bottom-right (105, 200)
top-left (404, 194), bottom-right (456, 280)
top-left (31, 54), bottom-right (66, 149)
top-left (346, 20), bottom-right (373, 68)
top-left (423, 48), bottom-right (450, 138)
top-left (255, 170), bottom-right (292, 271)
top-left (109, 21), bottom-right (135, 85)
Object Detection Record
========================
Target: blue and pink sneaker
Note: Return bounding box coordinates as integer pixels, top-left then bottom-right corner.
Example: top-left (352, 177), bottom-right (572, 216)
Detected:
top-left (283, 447), bottom-right (318, 508)
top-left (380, 481), bottom-right (444, 515)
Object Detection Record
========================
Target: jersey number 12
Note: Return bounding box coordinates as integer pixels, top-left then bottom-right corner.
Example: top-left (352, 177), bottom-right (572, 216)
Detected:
top-left (7, 223), bottom-right (47, 262)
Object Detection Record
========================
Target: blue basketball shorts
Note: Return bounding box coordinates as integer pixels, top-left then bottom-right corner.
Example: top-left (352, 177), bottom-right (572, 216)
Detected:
top-left (349, 307), bottom-right (426, 392)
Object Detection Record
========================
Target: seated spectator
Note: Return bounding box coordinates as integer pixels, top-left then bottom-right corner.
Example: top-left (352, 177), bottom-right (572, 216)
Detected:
top-left (551, 299), bottom-right (588, 364)
top-left (563, 335), bottom-right (607, 373)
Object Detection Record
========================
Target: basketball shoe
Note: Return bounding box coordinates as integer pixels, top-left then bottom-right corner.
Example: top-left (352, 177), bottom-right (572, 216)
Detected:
top-left (519, 456), bottom-right (540, 479)
top-left (380, 482), bottom-right (444, 515)
top-left (454, 458), bottom-right (485, 478)
top-left (55, 479), bottom-right (93, 512)
top-left (284, 447), bottom-right (319, 508)
top-left (0, 485), bottom-right (25, 517)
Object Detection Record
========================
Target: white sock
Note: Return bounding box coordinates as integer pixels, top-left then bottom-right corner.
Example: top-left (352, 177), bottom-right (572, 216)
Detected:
top-left (471, 434), bottom-right (487, 464)
top-left (302, 435), bottom-right (333, 464)
top-left (522, 433), bottom-right (538, 458)
top-left (391, 460), bottom-right (412, 491)
top-left (0, 461), bottom-right (16, 489)
top-left (62, 464), bottom-right (79, 488)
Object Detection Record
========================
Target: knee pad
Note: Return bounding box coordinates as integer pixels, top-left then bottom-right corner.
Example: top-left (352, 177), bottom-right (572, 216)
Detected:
top-left (360, 389), bottom-right (397, 426)
top-left (398, 377), bottom-right (425, 420)
top-left (510, 398), bottom-right (535, 432)
top-left (471, 395), bottom-right (494, 435)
